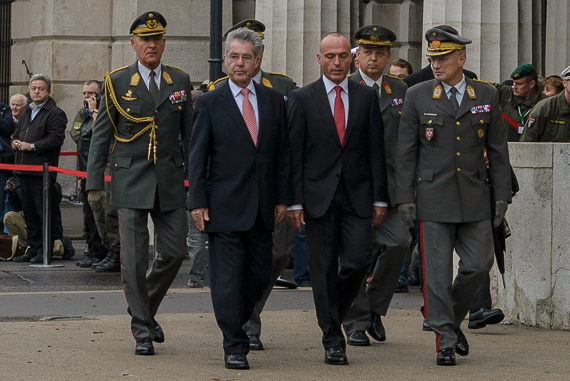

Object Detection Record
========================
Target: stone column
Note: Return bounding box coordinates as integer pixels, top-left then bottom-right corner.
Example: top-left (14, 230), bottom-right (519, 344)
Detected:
top-left (256, 0), bottom-right (358, 86)
top-left (545, 0), bottom-right (570, 75)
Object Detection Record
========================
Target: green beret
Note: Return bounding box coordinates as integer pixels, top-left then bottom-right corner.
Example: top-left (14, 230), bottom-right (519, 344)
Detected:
top-left (354, 25), bottom-right (396, 47)
top-left (130, 11), bottom-right (167, 36)
top-left (425, 27), bottom-right (472, 56)
top-left (511, 64), bottom-right (536, 80)
top-left (224, 20), bottom-right (266, 39)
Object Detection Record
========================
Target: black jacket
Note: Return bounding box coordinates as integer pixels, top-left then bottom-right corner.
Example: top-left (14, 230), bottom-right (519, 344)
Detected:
top-left (12, 97), bottom-right (67, 177)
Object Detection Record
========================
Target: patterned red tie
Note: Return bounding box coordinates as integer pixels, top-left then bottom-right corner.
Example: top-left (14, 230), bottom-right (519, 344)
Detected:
top-left (334, 86), bottom-right (345, 144)
top-left (241, 88), bottom-right (257, 145)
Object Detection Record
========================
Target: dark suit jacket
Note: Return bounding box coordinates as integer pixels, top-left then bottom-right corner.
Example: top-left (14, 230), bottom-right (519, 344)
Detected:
top-left (349, 71), bottom-right (407, 206)
top-left (187, 80), bottom-right (292, 233)
top-left (288, 77), bottom-right (388, 219)
top-left (404, 64), bottom-right (478, 88)
top-left (86, 62), bottom-right (193, 211)
top-left (395, 78), bottom-right (512, 223)
top-left (13, 97), bottom-right (67, 178)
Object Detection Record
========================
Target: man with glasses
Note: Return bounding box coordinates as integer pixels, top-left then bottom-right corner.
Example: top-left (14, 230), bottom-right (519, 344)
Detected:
top-left (395, 26), bottom-right (512, 366)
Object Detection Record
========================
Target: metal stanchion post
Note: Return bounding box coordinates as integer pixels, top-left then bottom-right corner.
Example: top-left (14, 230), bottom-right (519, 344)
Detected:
top-left (30, 163), bottom-right (63, 268)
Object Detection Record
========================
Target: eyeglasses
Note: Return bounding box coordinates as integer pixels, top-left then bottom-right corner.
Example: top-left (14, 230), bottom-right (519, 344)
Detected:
top-left (226, 54), bottom-right (255, 63)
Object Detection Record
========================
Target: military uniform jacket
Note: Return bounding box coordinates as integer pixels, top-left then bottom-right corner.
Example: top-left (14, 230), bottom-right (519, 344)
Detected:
top-left (494, 84), bottom-right (547, 142)
top-left (521, 91), bottom-right (570, 142)
top-left (86, 62), bottom-right (193, 211)
top-left (211, 70), bottom-right (295, 96)
top-left (349, 71), bottom-right (406, 206)
top-left (395, 78), bottom-right (512, 223)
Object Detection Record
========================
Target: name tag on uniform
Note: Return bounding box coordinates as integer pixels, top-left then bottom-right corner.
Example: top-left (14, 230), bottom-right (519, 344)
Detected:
top-left (471, 104), bottom-right (491, 114)
top-left (518, 125), bottom-right (524, 134)
top-left (550, 119), bottom-right (566, 124)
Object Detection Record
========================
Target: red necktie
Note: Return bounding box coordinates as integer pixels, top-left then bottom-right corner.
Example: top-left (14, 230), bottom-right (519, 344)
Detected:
top-left (334, 86), bottom-right (345, 144)
top-left (241, 88), bottom-right (257, 145)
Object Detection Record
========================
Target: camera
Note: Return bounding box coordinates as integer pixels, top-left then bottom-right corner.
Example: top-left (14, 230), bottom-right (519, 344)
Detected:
top-left (4, 180), bottom-right (18, 195)
top-left (84, 95), bottom-right (101, 110)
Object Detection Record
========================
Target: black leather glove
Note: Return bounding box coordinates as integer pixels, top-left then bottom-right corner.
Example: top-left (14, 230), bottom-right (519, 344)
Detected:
top-left (397, 203), bottom-right (416, 228)
top-left (493, 200), bottom-right (508, 228)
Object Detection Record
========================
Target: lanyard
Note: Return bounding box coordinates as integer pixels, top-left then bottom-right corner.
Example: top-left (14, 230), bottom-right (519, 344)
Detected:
top-left (518, 106), bottom-right (532, 124)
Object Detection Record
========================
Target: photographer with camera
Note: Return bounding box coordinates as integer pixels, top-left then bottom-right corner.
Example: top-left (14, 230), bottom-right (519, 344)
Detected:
top-left (71, 80), bottom-right (109, 268)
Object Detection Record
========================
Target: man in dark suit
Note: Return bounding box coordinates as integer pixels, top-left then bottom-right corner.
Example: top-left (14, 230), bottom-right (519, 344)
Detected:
top-left (342, 25), bottom-right (411, 347)
top-left (188, 27), bottom-right (291, 370)
top-left (287, 32), bottom-right (388, 365)
top-left (404, 25), bottom-right (477, 89)
top-left (86, 11), bottom-right (193, 356)
top-left (395, 27), bottom-right (512, 366)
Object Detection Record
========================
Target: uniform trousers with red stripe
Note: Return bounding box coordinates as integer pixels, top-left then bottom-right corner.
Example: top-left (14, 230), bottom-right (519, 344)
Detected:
top-left (420, 220), bottom-right (493, 351)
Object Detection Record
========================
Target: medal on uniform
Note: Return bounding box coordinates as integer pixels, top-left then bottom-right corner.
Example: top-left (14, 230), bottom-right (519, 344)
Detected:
top-left (383, 81), bottom-right (392, 95)
top-left (121, 89), bottom-right (138, 101)
top-left (426, 127), bottom-right (434, 140)
top-left (433, 85), bottom-right (442, 99)
top-left (478, 129), bottom-right (484, 138)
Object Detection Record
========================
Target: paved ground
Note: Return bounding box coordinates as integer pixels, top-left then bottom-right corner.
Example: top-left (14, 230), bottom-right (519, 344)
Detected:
top-left (0, 203), bottom-right (569, 380)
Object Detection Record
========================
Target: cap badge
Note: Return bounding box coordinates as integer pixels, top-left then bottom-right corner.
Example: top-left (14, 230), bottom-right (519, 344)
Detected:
top-left (433, 84), bottom-right (442, 99)
top-left (431, 40), bottom-right (441, 49)
top-left (513, 73), bottom-right (520, 79)
top-left (371, 35), bottom-right (379, 42)
top-left (478, 129), bottom-right (484, 138)
top-left (147, 19), bottom-right (157, 29)
top-left (246, 22), bottom-right (251, 27)
top-left (426, 127), bottom-right (434, 140)
top-left (373, 27), bottom-right (378, 32)
top-left (432, 32), bottom-right (437, 37)
top-left (148, 13), bottom-right (153, 18)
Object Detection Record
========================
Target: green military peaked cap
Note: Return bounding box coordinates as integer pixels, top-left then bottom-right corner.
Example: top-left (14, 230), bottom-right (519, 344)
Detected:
top-left (354, 25), bottom-right (397, 47)
top-left (224, 19), bottom-right (266, 39)
top-left (130, 11), bottom-right (167, 36)
top-left (511, 64), bottom-right (536, 80)
top-left (425, 27), bottom-right (472, 56)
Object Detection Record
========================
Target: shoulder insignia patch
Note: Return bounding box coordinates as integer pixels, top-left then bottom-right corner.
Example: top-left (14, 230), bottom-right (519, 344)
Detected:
top-left (433, 85), bottom-right (443, 99)
top-left (466, 85), bottom-right (476, 99)
top-left (473, 79), bottom-right (494, 88)
top-left (386, 73), bottom-right (404, 82)
top-left (165, 64), bottom-right (186, 72)
top-left (262, 77), bottom-right (273, 88)
top-left (73, 122), bottom-right (82, 130)
top-left (163, 71), bottom-right (173, 84)
top-left (130, 73), bottom-right (140, 86)
top-left (383, 81), bottom-right (392, 95)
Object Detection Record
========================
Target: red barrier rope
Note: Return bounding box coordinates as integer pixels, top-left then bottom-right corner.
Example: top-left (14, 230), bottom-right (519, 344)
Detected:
top-left (59, 152), bottom-right (78, 156)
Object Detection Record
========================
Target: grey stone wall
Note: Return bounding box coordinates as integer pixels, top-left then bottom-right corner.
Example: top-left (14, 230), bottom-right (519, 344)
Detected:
top-left (491, 143), bottom-right (570, 330)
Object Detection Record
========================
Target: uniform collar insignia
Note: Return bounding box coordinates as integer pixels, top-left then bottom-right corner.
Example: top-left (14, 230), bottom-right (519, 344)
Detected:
top-left (433, 84), bottom-right (442, 99)
top-left (466, 85), bottom-right (476, 99)
top-left (261, 77), bottom-right (272, 88)
top-left (163, 71), bottom-right (173, 84)
top-left (383, 81), bottom-right (392, 95)
top-left (130, 72), bottom-right (140, 86)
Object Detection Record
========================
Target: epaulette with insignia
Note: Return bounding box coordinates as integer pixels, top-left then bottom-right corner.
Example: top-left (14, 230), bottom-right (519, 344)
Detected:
top-left (165, 64), bottom-right (186, 73)
top-left (385, 73), bottom-right (404, 82)
top-left (473, 79), bottom-right (494, 88)
top-left (268, 72), bottom-right (293, 80)
top-left (107, 65), bottom-right (129, 76)
top-left (208, 76), bottom-right (229, 91)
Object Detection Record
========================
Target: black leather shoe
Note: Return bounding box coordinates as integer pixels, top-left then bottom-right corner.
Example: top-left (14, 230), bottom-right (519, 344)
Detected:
top-left (347, 331), bottom-right (370, 346)
top-left (394, 281), bottom-right (409, 293)
top-left (92, 255), bottom-right (110, 269)
top-left (153, 319), bottom-right (165, 343)
top-left (436, 347), bottom-right (456, 366)
top-left (60, 236), bottom-right (76, 260)
top-left (30, 254), bottom-right (44, 263)
top-left (324, 347), bottom-right (348, 365)
top-left (454, 328), bottom-right (469, 356)
top-left (95, 253), bottom-right (121, 272)
top-left (367, 312), bottom-right (386, 342)
top-left (225, 354), bottom-right (249, 369)
top-left (13, 253), bottom-right (36, 262)
top-left (248, 335), bottom-right (264, 350)
top-left (135, 338), bottom-right (154, 355)
top-left (468, 308), bottom-right (505, 329)
top-left (76, 256), bottom-right (102, 268)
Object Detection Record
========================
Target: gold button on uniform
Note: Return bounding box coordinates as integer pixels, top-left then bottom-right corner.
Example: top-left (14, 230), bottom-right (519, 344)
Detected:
top-left (457, 168), bottom-right (461, 172)
top-left (457, 152), bottom-right (461, 156)
top-left (178, 106), bottom-right (182, 110)
top-left (115, 164), bottom-right (118, 168)
top-left (457, 136), bottom-right (461, 141)
top-left (456, 121), bottom-right (460, 125)
top-left (155, 110), bottom-right (158, 113)
top-left (418, 178), bottom-right (422, 181)
top-left (126, 108), bottom-right (130, 113)
top-left (480, 119), bottom-right (484, 124)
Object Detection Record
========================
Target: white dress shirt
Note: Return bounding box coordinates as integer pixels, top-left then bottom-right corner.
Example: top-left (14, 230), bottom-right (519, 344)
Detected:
top-left (442, 74), bottom-right (466, 105)
top-left (359, 69), bottom-right (383, 99)
top-left (228, 79), bottom-right (259, 131)
top-left (138, 61), bottom-right (162, 92)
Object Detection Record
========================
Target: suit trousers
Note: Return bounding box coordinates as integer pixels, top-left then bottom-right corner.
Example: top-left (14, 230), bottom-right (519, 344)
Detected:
top-left (243, 217), bottom-right (294, 337)
top-left (306, 177), bottom-right (371, 350)
top-left (420, 220), bottom-right (494, 351)
top-left (343, 207), bottom-right (411, 334)
top-left (118, 205), bottom-right (187, 341)
top-left (470, 273), bottom-right (492, 312)
top-left (208, 211), bottom-right (273, 355)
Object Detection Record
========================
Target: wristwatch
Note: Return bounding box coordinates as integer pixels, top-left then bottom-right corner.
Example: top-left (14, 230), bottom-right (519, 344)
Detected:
top-left (30, 143), bottom-right (35, 151)
top-left (92, 109), bottom-right (99, 113)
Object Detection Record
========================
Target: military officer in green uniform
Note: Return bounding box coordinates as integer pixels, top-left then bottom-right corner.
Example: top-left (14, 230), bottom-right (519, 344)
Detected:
top-left (86, 11), bottom-right (193, 356)
top-left (492, 63), bottom-right (547, 142)
top-left (521, 65), bottom-right (570, 142)
top-left (209, 19), bottom-right (297, 351)
top-left (342, 25), bottom-right (411, 347)
top-left (395, 27), bottom-right (512, 366)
